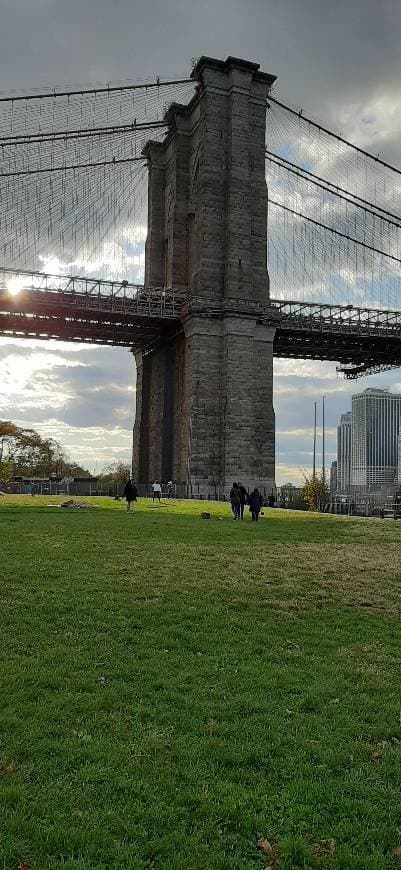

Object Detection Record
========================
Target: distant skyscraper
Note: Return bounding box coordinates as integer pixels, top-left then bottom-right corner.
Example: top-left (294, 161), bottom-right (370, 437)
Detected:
top-left (351, 388), bottom-right (401, 489)
top-left (398, 435), bottom-right (401, 484)
top-left (337, 412), bottom-right (351, 492)
top-left (330, 460), bottom-right (337, 494)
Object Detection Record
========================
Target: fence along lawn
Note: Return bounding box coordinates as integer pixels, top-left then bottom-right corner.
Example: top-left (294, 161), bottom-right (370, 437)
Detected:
top-left (1, 496), bottom-right (401, 869)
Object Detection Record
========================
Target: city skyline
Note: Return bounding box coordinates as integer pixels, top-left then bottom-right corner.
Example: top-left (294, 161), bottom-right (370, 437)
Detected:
top-left (334, 386), bottom-right (401, 494)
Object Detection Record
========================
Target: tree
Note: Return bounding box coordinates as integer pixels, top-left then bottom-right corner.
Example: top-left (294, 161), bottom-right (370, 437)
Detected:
top-left (299, 471), bottom-right (330, 511)
top-left (97, 461), bottom-right (131, 493)
top-left (0, 420), bottom-right (92, 480)
top-left (63, 462), bottom-right (92, 478)
top-left (0, 422), bottom-right (19, 479)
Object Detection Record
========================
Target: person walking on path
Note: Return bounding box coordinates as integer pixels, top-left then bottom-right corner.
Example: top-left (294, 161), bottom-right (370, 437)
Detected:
top-left (230, 482), bottom-right (241, 520)
top-left (123, 478), bottom-right (137, 513)
top-left (152, 480), bottom-right (162, 503)
top-left (249, 487), bottom-right (263, 522)
top-left (238, 483), bottom-right (248, 519)
top-left (167, 480), bottom-right (174, 499)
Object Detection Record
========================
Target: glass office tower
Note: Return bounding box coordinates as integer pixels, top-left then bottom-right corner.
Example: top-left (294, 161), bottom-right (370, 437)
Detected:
top-left (351, 388), bottom-right (401, 489)
top-left (337, 411), bottom-right (352, 492)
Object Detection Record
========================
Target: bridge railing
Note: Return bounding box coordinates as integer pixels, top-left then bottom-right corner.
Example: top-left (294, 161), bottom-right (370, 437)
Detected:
top-left (2, 269), bottom-right (401, 342)
top-left (0, 268), bottom-right (189, 318)
top-left (0, 267), bottom-right (145, 299)
top-left (269, 298), bottom-right (401, 334)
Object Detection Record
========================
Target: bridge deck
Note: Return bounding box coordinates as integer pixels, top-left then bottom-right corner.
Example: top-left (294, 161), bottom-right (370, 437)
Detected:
top-left (270, 300), bottom-right (401, 374)
top-left (1, 270), bottom-right (401, 375)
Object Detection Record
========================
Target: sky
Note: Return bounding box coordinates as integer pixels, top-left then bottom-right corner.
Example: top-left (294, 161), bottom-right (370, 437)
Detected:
top-left (0, 0), bottom-right (401, 482)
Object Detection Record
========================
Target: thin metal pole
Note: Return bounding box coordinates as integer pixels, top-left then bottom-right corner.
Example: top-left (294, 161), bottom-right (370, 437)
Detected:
top-left (313, 401), bottom-right (317, 480)
top-left (322, 395), bottom-right (326, 486)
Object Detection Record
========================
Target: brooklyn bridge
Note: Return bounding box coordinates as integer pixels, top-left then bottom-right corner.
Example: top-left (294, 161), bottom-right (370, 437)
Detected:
top-left (1, 56), bottom-right (401, 494)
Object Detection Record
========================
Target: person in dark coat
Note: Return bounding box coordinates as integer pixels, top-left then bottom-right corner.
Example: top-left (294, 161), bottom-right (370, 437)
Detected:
top-left (123, 478), bottom-right (137, 512)
top-left (238, 482), bottom-right (248, 519)
top-left (249, 487), bottom-right (263, 522)
top-left (230, 482), bottom-right (241, 520)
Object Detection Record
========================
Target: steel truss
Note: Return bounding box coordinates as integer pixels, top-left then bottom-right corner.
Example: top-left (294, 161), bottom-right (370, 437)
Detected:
top-left (1, 269), bottom-right (401, 377)
top-left (269, 299), bottom-right (401, 376)
top-left (0, 268), bottom-right (186, 311)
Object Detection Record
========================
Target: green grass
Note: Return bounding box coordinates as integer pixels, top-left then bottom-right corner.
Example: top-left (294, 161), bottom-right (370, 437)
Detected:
top-left (1, 496), bottom-right (401, 869)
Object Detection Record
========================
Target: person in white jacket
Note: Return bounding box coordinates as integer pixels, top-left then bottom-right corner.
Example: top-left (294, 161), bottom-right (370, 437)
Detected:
top-left (152, 480), bottom-right (162, 503)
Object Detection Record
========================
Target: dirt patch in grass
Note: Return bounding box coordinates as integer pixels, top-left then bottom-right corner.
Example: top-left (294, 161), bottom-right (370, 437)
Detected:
top-left (256, 542), bottom-right (401, 617)
top-left (151, 537), bottom-right (401, 618)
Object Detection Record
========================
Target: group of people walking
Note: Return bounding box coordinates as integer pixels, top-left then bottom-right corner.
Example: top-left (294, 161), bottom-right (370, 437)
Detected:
top-left (229, 482), bottom-right (264, 522)
top-left (123, 477), bottom-right (270, 522)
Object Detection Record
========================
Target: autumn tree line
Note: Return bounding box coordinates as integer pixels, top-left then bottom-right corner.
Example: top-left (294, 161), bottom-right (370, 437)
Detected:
top-left (1, 421), bottom-right (330, 508)
top-left (0, 421), bottom-right (130, 490)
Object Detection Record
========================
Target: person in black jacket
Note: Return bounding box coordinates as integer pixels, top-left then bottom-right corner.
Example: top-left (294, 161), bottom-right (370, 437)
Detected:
top-left (230, 482), bottom-right (241, 520)
top-left (238, 483), bottom-right (248, 519)
top-left (249, 487), bottom-right (263, 522)
top-left (123, 478), bottom-right (137, 513)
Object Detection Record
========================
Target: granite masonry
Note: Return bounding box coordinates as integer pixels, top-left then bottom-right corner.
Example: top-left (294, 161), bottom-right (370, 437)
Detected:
top-left (132, 56), bottom-right (277, 497)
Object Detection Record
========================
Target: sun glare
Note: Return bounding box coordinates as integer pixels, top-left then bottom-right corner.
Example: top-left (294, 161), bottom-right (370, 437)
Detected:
top-left (7, 276), bottom-right (27, 297)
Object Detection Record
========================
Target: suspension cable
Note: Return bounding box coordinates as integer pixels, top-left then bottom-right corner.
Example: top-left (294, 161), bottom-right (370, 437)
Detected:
top-left (0, 119), bottom-right (166, 146)
top-left (268, 95), bottom-right (401, 177)
top-left (269, 199), bottom-right (401, 266)
top-left (0, 155), bottom-right (146, 178)
top-left (0, 77), bottom-right (193, 104)
top-left (265, 151), bottom-right (401, 228)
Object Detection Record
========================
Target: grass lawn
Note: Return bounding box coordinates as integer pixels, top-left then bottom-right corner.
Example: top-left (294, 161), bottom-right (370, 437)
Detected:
top-left (1, 496), bottom-right (401, 869)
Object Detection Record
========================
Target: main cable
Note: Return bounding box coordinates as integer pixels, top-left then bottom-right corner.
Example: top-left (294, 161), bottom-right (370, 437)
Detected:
top-left (0, 77), bottom-right (194, 104)
top-left (0, 155), bottom-right (147, 178)
top-left (0, 119), bottom-right (166, 146)
top-left (265, 150), bottom-right (401, 227)
top-left (269, 198), bottom-right (401, 266)
top-left (268, 95), bottom-right (401, 178)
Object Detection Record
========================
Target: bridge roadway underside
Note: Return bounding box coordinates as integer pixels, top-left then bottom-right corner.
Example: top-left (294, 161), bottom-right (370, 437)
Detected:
top-left (273, 331), bottom-right (401, 369)
top-left (0, 288), bottom-right (182, 348)
top-left (1, 290), bottom-right (401, 373)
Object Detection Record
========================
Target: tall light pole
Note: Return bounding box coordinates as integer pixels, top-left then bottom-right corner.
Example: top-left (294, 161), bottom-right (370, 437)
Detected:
top-left (322, 395), bottom-right (326, 487)
top-left (313, 401), bottom-right (317, 481)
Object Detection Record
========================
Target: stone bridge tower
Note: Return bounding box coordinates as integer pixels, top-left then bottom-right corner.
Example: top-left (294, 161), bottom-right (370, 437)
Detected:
top-left (132, 56), bottom-right (277, 497)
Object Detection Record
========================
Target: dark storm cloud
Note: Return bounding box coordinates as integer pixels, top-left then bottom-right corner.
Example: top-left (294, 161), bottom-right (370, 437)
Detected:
top-left (1, 0), bottom-right (399, 119)
top-left (2, 2), bottom-right (400, 182)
